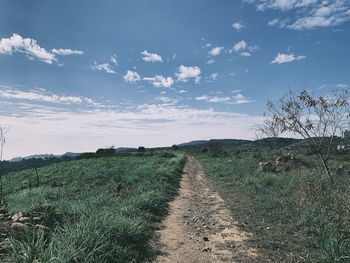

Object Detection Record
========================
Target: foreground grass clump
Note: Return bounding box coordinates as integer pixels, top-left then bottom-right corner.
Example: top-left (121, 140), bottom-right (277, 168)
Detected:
top-left (197, 153), bottom-right (350, 263)
top-left (1, 153), bottom-right (186, 262)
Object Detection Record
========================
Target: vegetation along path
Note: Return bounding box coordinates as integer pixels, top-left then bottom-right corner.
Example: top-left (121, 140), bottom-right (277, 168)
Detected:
top-left (154, 156), bottom-right (261, 263)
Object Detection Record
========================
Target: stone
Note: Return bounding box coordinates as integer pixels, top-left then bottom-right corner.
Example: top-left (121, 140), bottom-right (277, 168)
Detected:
top-left (0, 241), bottom-right (9, 251)
top-left (11, 212), bottom-right (23, 222)
top-left (203, 236), bottom-right (209, 241)
top-left (35, 224), bottom-right (49, 231)
top-left (257, 161), bottom-right (274, 172)
top-left (19, 217), bottom-right (31, 223)
top-left (11, 222), bottom-right (27, 229)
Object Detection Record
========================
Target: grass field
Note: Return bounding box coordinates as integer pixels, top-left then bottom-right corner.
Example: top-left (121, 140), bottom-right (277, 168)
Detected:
top-left (197, 152), bottom-right (350, 263)
top-left (1, 153), bottom-right (186, 262)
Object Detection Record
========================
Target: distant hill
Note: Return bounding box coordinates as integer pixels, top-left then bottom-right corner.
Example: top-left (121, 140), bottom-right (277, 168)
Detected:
top-left (178, 140), bottom-right (209, 147)
top-left (9, 139), bottom-right (253, 161)
top-left (239, 137), bottom-right (301, 149)
top-left (178, 139), bottom-right (251, 149)
top-left (10, 152), bottom-right (80, 162)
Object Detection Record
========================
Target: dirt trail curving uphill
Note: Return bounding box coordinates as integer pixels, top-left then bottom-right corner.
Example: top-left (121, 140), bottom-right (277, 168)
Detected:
top-left (154, 156), bottom-right (261, 263)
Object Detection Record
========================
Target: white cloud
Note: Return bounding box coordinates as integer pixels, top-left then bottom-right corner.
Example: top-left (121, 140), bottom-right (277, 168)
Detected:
top-left (0, 95), bottom-right (262, 159)
top-left (232, 22), bottom-right (245, 31)
top-left (207, 59), bottom-right (215, 64)
top-left (0, 87), bottom-right (97, 105)
top-left (51, 48), bottom-right (84, 55)
top-left (230, 40), bottom-right (257, 56)
top-left (155, 96), bottom-right (178, 105)
top-left (268, 18), bottom-right (290, 28)
top-left (247, 0), bottom-right (318, 11)
top-left (0, 33), bottom-right (84, 64)
top-left (123, 70), bottom-right (141, 83)
top-left (271, 53), bottom-right (306, 64)
top-left (210, 73), bottom-right (219, 81)
top-left (141, 50), bottom-right (163, 63)
top-left (178, 89), bottom-right (187, 93)
top-left (176, 65), bottom-right (201, 83)
top-left (246, 0), bottom-right (350, 30)
top-left (91, 62), bottom-right (116, 74)
top-left (196, 95), bottom-right (231, 103)
top-left (196, 93), bottom-right (255, 104)
top-left (0, 33), bottom-right (56, 64)
top-left (110, 54), bottom-right (118, 65)
top-left (232, 93), bottom-right (256, 104)
top-left (240, 52), bottom-right (251, 57)
top-left (208, 46), bottom-right (224, 56)
top-left (143, 75), bottom-right (174, 88)
top-left (288, 16), bottom-right (333, 30)
top-left (232, 40), bottom-right (247, 52)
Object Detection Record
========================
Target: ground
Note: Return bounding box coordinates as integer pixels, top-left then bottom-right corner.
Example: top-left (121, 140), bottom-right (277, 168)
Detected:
top-left (154, 156), bottom-right (261, 263)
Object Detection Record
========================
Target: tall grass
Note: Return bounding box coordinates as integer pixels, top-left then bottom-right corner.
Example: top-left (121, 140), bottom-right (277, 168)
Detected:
top-left (197, 152), bottom-right (350, 262)
top-left (1, 154), bottom-right (186, 262)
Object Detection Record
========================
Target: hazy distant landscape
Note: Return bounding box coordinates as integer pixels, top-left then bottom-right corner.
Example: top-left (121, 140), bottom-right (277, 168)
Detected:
top-left (1, 0), bottom-right (350, 262)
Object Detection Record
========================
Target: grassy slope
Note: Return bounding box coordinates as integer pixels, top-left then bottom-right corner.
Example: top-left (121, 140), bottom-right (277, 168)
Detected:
top-left (1, 154), bottom-right (186, 263)
top-left (197, 153), bottom-right (350, 263)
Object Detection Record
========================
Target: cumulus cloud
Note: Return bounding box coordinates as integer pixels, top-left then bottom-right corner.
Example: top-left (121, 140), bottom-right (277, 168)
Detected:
top-left (208, 46), bottom-right (224, 56)
top-left (0, 33), bottom-right (56, 64)
top-left (51, 48), bottom-right (84, 55)
top-left (0, 33), bottom-right (84, 64)
top-left (123, 70), bottom-right (141, 83)
top-left (229, 40), bottom-right (257, 56)
top-left (232, 22), bottom-right (245, 31)
top-left (271, 53), bottom-right (306, 64)
top-left (176, 65), bottom-right (201, 83)
top-left (141, 50), bottom-right (163, 63)
top-left (232, 40), bottom-right (247, 52)
top-left (245, 0), bottom-right (350, 30)
top-left (91, 62), bottom-right (116, 74)
top-left (143, 75), bottom-right (174, 88)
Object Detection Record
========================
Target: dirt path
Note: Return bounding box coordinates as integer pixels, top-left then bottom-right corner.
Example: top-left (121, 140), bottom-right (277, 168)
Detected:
top-left (153, 156), bottom-right (260, 263)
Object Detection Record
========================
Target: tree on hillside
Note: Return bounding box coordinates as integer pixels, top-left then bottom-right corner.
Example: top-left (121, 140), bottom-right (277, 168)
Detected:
top-left (0, 125), bottom-right (9, 205)
top-left (265, 88), bottom-right (349, 183)
top-left (137, 146), bottom-right (146, 153)
top-left (171, 144), bottom-right (179, 151)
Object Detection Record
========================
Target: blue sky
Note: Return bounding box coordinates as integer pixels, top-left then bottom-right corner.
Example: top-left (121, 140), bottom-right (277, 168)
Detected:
top-left (0, 0), bottom-right (349, 158)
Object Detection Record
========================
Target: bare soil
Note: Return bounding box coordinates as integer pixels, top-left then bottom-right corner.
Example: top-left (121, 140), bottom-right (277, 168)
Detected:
top-left (153, 156), bottom-right (261, 263)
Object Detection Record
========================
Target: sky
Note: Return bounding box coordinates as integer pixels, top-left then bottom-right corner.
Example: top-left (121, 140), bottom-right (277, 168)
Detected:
top-left (0, 0), bottom-right (349, 159)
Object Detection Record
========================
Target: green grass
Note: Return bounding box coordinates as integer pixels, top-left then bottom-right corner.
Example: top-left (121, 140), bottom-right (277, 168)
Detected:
top-left (1, 153), bottom-right (186, 263)
top-left (197, 152), bottom-right (350, 263)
